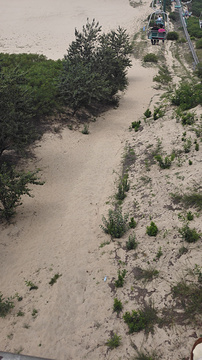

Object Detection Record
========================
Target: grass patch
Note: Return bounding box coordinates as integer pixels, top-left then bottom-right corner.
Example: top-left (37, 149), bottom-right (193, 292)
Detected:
top-left (123, 301), bottom-right (158, 334)
top-left (134, 350), bottom-right (160, 360)
top-left (146, 221), bottom-right (158, 236)
top-left (171, 191), bottom-right (202, 211)
top-left (144, 53), bottom-right (158, 63)
top-left (179, 225), bottom-right (200, 243)
top-left (134, 267), bottom-right (159, 283)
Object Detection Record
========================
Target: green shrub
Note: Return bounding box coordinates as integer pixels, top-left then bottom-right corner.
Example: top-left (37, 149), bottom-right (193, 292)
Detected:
top-left (0, 293), bottom-right (14, 317)
top-left (106, 333), bottom-right (121, 349)
top-left (126, 234), bottom-right (138, 250)
top-left (169, 12), bottom-right (177, 21)
top-left (187, 211), bottom-right (194, 221)
top-left (179, 225), bottom-right (200, 243)
top-left (113, 298), bottom-right (123, 313)
top-left (167, 31), bottom-right (179, 40)
top-left (123, 301), bottom-right (158, 334)
top-left (196, 38), bottom-right (202, 49)
top-left (134, 267), bottom-right (159, 282)
top-left (153, 65), bottom-right (172, 84)
top-left (171, 82), bottom-right (202, 110)
top-left (181, 112), bottom-right (195, 125)
top-left (129, 217), bottom-right (137, 228)
top-left (183, 138), bottom-right (192, 153)
top-left (116, 174), bottom-right (130, 201)
top-left (115, 269), bottom-right (127, 288)
top-left (144, 108), bottom-right (152, 118)
top-left (101, 208), bottom-right (129, 238)
top-left (49, 273), bottom-right (62, 286)
top-left (144, 53), bottom-right (158, 63)
top-left (187, 17), bottom-right (202, 39)
top-left (132, 120), bottom-right (141, 132)
top-left (153, 106), bottom-right (164, 120)
top-left (146, 221), bottom-right (158, 236)
top-left (134, 350), bottom-right (160, 360)
top-left (155, 154), bottom-right (172, 169)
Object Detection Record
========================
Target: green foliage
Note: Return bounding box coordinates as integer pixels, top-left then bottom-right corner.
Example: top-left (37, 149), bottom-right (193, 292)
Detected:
top-left (0, 164), bottom-right (44, 220)
top-left (153, 65), bottom-right (172, 84)
top-left (81, 124), bottom-right (89, 134)
top-left (187, 211), bottom-right (194, 221)
top-left (179, 246), bottom-right (188, 256)
top-left (153, 106), bottom-right (164, 120)
top-left (17, 310), bottom-right (24, 317)
top-left (129, 217), bottom-right (137, 229)
top-left (195, 142), bottom-right (199, 151)
top-left (113, 298), bottom-right (123, 313)
top-left (106, 333), bottom-right (121, 349)
top-left (179, 225), bottom-right (200, 243)
top-left (132, 120), bottom-right (141, 132)
top-left (25, 280), bottom-right (38, 290)
top-left (144, 108), bottom-right (152, 118)
top-left (154, 247), bottom-right (163, 261)
top-left (59, 19), bottom-right (132, 113)
top-left (169, 12), bottom-right (177, 21)
top-left (32, 309), bottom-right (38, 318)
top-left (49, 273), bottom-right (62, 286)
top-left (183, 138), bottom-right (192, 153)
top-left (187, 17), bottom-right (202, 38)
top-left (146, 221), bottom-right (158, 236)
top-left (155, 154), bottom-right (173, 169)
top-left (181, 111), bottom-right (195, 125)
top-left (196, 38), bottom-right (202, 49)
top-left (171, 81), bottom-right (202, 110)
top-left (190, 0), bottom-right (202, 17)
top-left (115, 269), bottom-right (127, 288)
top-left (195, 62), bottom-right (202, 80)
top-left (126, 234), bottom-right (138, 250)
top-left (143, 53), bottom-right (158, 63)
top-left (101, 207), bottom-right (129, 238)
top-left (0, 293), bottom-right (14, 317)
top-left (116, 174), bottom-right (130, 201)
top-left (123, 301), bottom-right (158, 334)
top-left (0, 68), bottom-right (37, 156)
top-left (166, 31), bottom-right (179, 40)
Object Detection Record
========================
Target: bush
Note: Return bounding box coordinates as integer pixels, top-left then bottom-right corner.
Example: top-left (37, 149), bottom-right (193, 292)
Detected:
top-left (179, 225), bottom-right (200, 243)
top-left (171, 82), bottom-right (202, 110)
top-left (169, 12), bottom-right (177, 21)
top-left (143, 53), bottom-right (158, 63)
top-left (0, 293), bottom-right (14, 317)
top-left (132, 120), bottom-right (141, 132)
top-left (0, 164), bottom-right (44, 220)
top-left (116, 174), bottom-right (129, 201)
top-left (126, 234), bottom-right (138, 250)
top-left (101, 208), bottom-right (129, 238)
top-left (129, 217), bottom-right (137, 229)
top-left (167, 31), bottom-right (179, 40)
top-left (153, 106), bottom-right (164, 120)
top-left (115, 269), bottom-right (127, 288)
top-left (106, 333), bottom-right (121, 349)
top-left (113, 298), bottom-right (123, 313)
top-left (144, 108), bottom-right (152, 118)
top-left (146, 221), bottom-right (158, 236)
top-left (123, 301), bottom-right (158, 334)
top-left (155, 154), bottom-right (172, 169)
top-left (196, 38), bottom-right (202, 49)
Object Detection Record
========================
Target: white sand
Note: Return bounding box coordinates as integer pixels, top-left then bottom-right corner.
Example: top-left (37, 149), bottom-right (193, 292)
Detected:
top-left (0, 1), bottom-right (201, 359)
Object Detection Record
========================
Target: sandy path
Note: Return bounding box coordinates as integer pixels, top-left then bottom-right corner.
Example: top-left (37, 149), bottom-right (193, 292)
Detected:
top-left (0, 0), bottom-right (162, 359)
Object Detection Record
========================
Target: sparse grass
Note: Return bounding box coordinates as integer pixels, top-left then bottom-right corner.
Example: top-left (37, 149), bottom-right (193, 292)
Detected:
top-left (106, 332), bottom-right (121, 349)
top-left (153, 65), bottom-right (172, 85)
top-left (179, 246), bottom-right (188, 256)
top-left (155, 154), bottom-right (173, 169)
top-left (101, 207), bottom-right (129, 238)
top-left (0, 293), bottom-right (14, 317)
top-left (132, 120), bottom-right (141, 132)
top-left (172, 281), bottom-right (202, 322)
top-left (49, 273), bottom-right (62, 286)
top-left (171, 191), bottom-right (202, 211)
top-left (134, 267), bottom-right (159, 283)
top-left (134, 349), bottom-right (160, 360)
top-left (179, 225), bottom-right (201, 243)
top-left (123, 301), bottom-right (158, 334)
top-left (126, 234), bottom-right (138, 250)
top-left (17, 310), bottom-right (24, 317)
top-left (32, 309), bottom-right (38, 318)
top-left (153, 106), bottom-right (164, 120)
top-left (115, 269), bottom-right (127, 288)
top-left (187, 211), bottom-right (194, 221)
top-left (99, 241), bottom-right (110, 248)
top-left (154, 247), bottom-right (163, 261)
top-left (25, 280), bottom-right (38, 290)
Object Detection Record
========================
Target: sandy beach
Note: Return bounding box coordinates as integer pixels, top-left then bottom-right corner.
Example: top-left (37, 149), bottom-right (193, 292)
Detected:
top-left (0, 0), bottom-right (201, 359)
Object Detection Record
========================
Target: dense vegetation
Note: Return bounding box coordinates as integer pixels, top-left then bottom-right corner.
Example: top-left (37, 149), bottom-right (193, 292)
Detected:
top-left (0, 19), bottom-right (132, 220)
